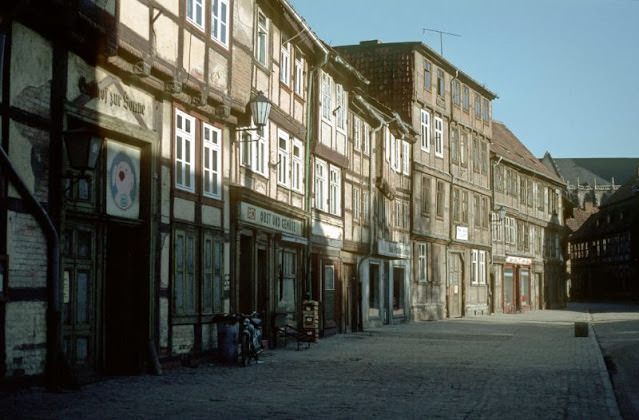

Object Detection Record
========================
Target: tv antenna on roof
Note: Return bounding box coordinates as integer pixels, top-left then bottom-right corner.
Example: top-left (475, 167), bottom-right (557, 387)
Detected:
top-left (422, 28), bottom-right (460, 56)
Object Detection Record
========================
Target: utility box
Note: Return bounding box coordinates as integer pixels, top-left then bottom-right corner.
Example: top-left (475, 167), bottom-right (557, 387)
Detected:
top-left (302, 299), bottom-right (319, 342)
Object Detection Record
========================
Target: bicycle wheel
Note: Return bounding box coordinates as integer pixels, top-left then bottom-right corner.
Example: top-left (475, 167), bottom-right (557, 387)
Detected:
top-left (240, 334), bottom-right (250, 367)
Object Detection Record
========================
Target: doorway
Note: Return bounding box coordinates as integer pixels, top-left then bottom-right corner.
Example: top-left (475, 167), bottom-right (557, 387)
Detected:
top-left (344, 263), bottom-right (360, 332)
top-left (104, 222), bottom-right (147, 375)
top-left (448, 253), bottom-right (463, 318)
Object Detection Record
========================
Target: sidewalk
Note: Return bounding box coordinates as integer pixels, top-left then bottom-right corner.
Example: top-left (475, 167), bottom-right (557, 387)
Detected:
top-left (0, 304), bottom-right (621, 419)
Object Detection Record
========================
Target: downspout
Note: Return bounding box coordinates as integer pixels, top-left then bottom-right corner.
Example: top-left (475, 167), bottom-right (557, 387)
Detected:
top-left (304, 51), bottom-right (329, 297)
top-left (447, 69), bottom-right (459, 318)
top-left (0, 146), bottom-right (63, 389)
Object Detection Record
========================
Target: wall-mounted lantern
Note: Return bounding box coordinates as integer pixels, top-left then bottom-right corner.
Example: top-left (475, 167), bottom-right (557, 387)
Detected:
top-left (63, 128), bottom-right (104, 172)
top-left (499, 205), bottom-right (507, 221)
top-left (236, 91), bottom-right (271, 137)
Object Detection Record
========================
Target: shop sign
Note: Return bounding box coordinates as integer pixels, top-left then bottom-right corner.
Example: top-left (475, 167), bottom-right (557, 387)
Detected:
top-left (377, 239), bottom-right (410, 259)
top-left (240, 202), bottom-right (302, 236)
top-left (506, 255), bottom-right (532, 265)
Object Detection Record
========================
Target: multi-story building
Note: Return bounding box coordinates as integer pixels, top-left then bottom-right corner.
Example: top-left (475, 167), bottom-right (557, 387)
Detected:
top-left (336, 41), bottom-right (497, 320)
top-left (569, 167), bottom-right (639, 300)
top-left (491, 122), bottom-right (567, 311)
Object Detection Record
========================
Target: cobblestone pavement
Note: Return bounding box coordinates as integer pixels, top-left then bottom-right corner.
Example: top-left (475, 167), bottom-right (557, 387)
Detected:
top-left (0, 303), bottom-right (622, 419)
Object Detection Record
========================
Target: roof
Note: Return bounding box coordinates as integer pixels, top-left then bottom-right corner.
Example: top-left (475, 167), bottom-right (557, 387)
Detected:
top-left (542, 156), bottom-right (639, 188)
top-left (491, 121), bottom-right (563, 184)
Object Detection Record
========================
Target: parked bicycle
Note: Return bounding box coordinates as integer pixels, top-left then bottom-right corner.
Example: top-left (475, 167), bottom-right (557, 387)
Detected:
top-left (236, 311), bottom-right (263, 366)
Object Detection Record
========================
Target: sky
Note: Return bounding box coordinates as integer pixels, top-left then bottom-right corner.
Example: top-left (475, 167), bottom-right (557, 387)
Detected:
top-left (288, 0), bottom-right (639, 158)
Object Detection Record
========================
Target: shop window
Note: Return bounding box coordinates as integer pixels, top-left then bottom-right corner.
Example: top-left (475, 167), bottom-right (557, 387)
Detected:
top-left (277, 249), bottom-right (297, 312)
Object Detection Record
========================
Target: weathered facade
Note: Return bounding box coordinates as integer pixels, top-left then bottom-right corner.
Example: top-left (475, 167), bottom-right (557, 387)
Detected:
top-left (491, 122), bottom-right (567, 311)
top-left (336, 41), bottom-right (497, 320)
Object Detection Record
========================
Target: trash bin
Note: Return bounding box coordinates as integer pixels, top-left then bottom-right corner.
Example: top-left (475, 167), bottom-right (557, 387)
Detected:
top-left (217, 318), bottom-right (239, 363)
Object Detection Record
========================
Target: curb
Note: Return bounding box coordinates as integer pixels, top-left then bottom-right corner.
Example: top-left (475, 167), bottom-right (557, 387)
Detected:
top-left (588, 315), bottom-right (622, 419)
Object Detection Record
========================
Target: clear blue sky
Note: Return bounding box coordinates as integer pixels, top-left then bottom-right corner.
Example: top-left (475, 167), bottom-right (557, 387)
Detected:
top-left (289, 0), bottom-right (639, 158)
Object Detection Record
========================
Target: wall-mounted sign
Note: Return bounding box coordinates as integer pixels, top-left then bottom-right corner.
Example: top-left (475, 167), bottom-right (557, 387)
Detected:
top-left (239, 202), bottom-right (303, 236)
top-left (505, 256), bottom-right (532, 266)
top-left (106, 140), bottom-right (141, 219)
top-left (456, 226), bottom-right (468, 241)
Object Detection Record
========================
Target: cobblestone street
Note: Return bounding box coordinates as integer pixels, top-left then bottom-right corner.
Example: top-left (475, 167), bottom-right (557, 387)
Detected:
top-left (0, 304), bottom-right (621, 419)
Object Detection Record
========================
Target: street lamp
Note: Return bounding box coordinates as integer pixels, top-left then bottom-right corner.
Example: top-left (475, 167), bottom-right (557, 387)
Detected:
top-left (237, 91), bottom-right (271, 137)
top-left (63, 128), bottom-right (104, 172)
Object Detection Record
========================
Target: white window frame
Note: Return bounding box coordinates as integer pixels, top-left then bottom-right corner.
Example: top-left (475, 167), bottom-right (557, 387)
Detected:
top-left (277, 129), bottom-right (290, 187)
top-left (353, 187), bottom-right (360, 221)
top-left (385, 126), bottom-right (391, 162)
top-left (203, 123), bottom-right (222, 199)
top-left (291, 138), bottom-right (304, 193)
top-left (402, 140), bottom-right (410, 175)
top-left (256, 9), bottom-right (269, 67)
top-left (418, 243), bottom-right (428, 282)
top-left (321, 72), bottom-right (333, 121)
top-left (392, 133), bottom-right (400, 172)
top-left (329, 164), bottom-right (341, 216)
top-left (175, 109), bottom-right (196, 192)
top-left (240, 123), bottom-right (269, 177)
top-left (472, 250), bottom-right (486, 285)
top-left (420, 109), bottom-right (430, 152)
top-left (280, 36), bottom-right (291, 86)
top-left (211, 0), bottom-right (229, 48)
top-left (187, 0), bottom-right (205, 31)
top-left (353, 116), bottom-right (361, 151)
top-left (335, 83), bottom-right (346, 131)
top-left (315, 159), bottom-right (328, 212)
top-left (363, 121), bottom-right (370, 155)
top-left (362, 191), bottom-right (369, 220)
top-left (294, 54), bottom-right (304, 97)
top-left (434, 116), bottom-right (444, 158)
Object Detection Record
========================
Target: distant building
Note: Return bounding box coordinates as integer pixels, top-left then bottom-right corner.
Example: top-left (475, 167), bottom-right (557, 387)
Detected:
top-left (540, 154), bottom-right (639, 209)
top-left (569, 167), bottom-right (639, 300)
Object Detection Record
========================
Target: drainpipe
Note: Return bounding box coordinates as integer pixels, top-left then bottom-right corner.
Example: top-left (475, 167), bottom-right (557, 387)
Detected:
top-left (304, 51), bottom-right (329, 298)
top-left (0, 146), bottom-right (63, 389)
top-left (446, 69), bottom-right (459, 318)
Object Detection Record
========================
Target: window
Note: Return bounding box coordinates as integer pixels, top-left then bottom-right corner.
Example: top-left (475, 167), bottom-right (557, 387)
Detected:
top-left (482, 98), bottom-right (490, 121)
top-left (450, 127), bottom-right (458, 164)
top-left (353, 187), bottom-right (361, 221)
top-left (187, 0), bottom-right (205, 30)
top-left (472, 137), bottom-right (479, 174)
top-left (315, 159), bottom-right (327, 212)
top-left (453, 80), bottom-right (461, 106)
top-left (504, 217), bottom-right (516, 245)
top-left (434, 117), bottom-right (444, 158)
top-left (362, 191), bottom-right (369, 220)
top-left (436, 180), bottom-right (445, 218)
top-left (474, 93), bottom-right (481, 118)
top-left (175, 228), bottom-right (224, 316)
top-left (482, 197), bottom-right (489, 228)
top-left (211, 0), bottom-right (229, 47)
top-left (278, 249), bottom-right (297, 310)
top-left (335, 83), bottom-right (345, 131)
top-left (462, 190), bottom-right (469, 224)
top-left (240, 123), bottom-right (269, 177)
top-left (203, 123), bottom-right (222, 199)
top-left (329, 165), bottom-right (341, 216)
top-left (421, 176), bottom-right (431, 215)
top-left (395, 201), bottom-right (401, 228)
top-left (256, 10), bottom-right (269, 66)
top-left (175, 110), bottom-right (195, 192)
top-left (452, 188), bottom-right (460, 222)
top-left (491, 212), bottom-right (503, 242)
top-left (473, 194), bottom-right (481, 227)
top-left (424, 61), bottom-right (431, 90)
top-left (353, 116), bottom-right (361, 150)
top-left (403, 201), bottom-right (409, 229)
top-left (277, 131), bottom-right (290, 187)
top-left (391, 133), bottom-right (400, 172)
top-left (420, 110), bottom-right (430, 152)
top-left (418, 243), bottom-right (428, 282)
top-left (294, 54), bottom-right (305, 97)
top-left (480, 141), bottom-right (487, 175)
top-left (460, 131), bottom-right (467, 167)
top-left (174, 230), bottom-right (196, 314)
top-left (291, 138), bottom-right (303, 193)
top-left (363, 122), bottom-right (370, 155)
top-left (462, 85), bottom-right (469, 111)
top-left (402, 141), bottom-right (410, 175)
top-left (470, 250), bottom-right (486, 285)
top-left (321, 72), bottom-right (332, 121)
top-left (437, 69), bottom-right (445, 96)
top-left (280, 36), bottom-right (291, 85)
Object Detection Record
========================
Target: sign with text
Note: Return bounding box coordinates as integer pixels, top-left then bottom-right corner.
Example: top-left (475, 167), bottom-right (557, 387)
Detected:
top-left (106, 140), bottom-right (141, 219)
top-left (239, 202), bottom-right (303, 236)
top-left (506, 256), bottom-right (532, 266)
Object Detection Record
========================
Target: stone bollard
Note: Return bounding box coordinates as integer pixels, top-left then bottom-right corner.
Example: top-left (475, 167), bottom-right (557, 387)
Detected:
top-left (574, 321), bottom-right (589, 337)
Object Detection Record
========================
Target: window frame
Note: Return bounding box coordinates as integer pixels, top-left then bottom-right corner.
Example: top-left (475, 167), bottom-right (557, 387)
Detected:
top-left (315, 158), bottom-right (328, 212)
top-left (280, 35), bottom-right (291, 86)
top-left (434, 116), bottom-right (444, 158)
top-left (211, 0), bottom-right (229, 48)
top-left (240, 122), bottom-right (269, 177)
top-left (294, 53), bottom-right (305, 97)
top-left (175, 109), bottom-right (196, 193)
top-left (424, 60), bottom-right (432, 90)
top-left (277, 129), bottom-right (290, 187)
top-left (186, 0), bottom-right (205, 31)
top-left (418, 243), bottom-right (428, 282)
top-left (291, 138), bottom-right (304, 193)
top-left (329, 164), bottom-right (342, 216)
top-left (202, 122), bottom-right (222, 199)
top-left (420, 109), bottom-right (430, 152)
top-left (437, 69), bottom-right (445, 96)
top-left (256, 9), bottom-right (269, 67)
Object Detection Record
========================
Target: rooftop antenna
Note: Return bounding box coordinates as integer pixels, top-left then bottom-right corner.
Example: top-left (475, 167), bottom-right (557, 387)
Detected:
top-left (422, 28), bottom-right (460, 56)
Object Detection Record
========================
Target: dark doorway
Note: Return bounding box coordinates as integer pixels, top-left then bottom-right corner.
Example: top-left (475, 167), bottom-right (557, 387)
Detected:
top-left (344, 263), bottom-right (360, 332)
top-left (104, 222), bottom-right (147, 375)
top-left (238, 235), bottom-right (253, 313)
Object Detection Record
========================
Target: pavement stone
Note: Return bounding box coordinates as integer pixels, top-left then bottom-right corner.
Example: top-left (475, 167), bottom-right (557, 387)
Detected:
top-left (0, 303), bottom-right (622, 419)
